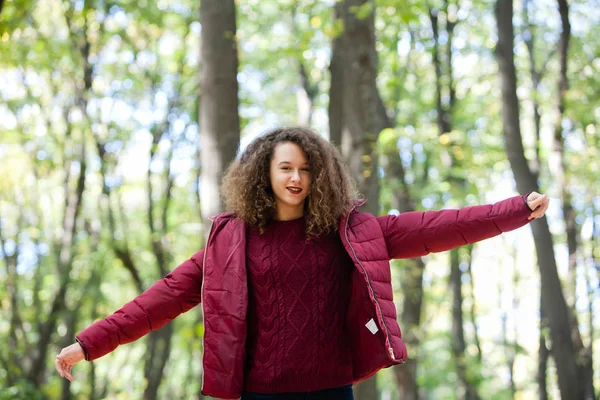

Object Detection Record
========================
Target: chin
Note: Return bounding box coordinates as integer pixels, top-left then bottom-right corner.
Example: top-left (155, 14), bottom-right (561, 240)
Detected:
top-left (280, 195), bottom-right (306, 207)
top-left (293, 194), bottom-right (309, 203)
top-left (284, 200), bottom-right (305, 207)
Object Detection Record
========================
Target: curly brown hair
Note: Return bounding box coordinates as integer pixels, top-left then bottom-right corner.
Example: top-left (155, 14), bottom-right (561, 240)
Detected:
top-left (221, 127), bottom-right (359, 236)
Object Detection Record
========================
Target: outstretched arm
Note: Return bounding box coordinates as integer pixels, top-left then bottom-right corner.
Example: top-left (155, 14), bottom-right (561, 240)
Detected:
top-left (55, 249), bottom-right (204, 380)
top-left (377, 193), bottom-right (548, 259)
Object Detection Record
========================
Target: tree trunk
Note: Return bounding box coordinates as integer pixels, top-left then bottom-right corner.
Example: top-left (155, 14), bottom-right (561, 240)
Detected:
top-left (142, 81), bottom-right (185, 400)
top-left (143, 324), bottom-right (174, 400)
top-left (552, 0), bottom-right (577, 305)
top-left (538, 299), bottom-right (550, 400)
top-left (509, 247), bottom-right (520, 399)
top-left (328, 15), bottom-right (343, 147)
top-left (430, 5), bottom-right (479, 397)
top-left (521, 5), bottom-right (550, 393)
top-left (333, 0), bottom-right (387, 209)
top-left (89, 303), bottom-right (99, 400)
top-left (551, 2), bottom-right (594, 397)
top-left (465, 253), bottom-right (482, 366)
top-left (198, 1), bottom-right (241, 397)
top-left (0, 196), bottom-right (24, 387)
top-left (0, 203), bottom-right (23, 387)
top-left (330, 1), bottom-right (390, 398)
top-left (449, 249), bottom-right (479, 400)
top-left (29, 1), bottom-right (94, 384)
top-left (291, 5), bottom-right (316, 126)
top-left (60, 311), bottom-right (77, 400)
top-left (381, 145), bottom-right (423, 400)
top-left (297, 61), bottom-right (315, 126)
top-left (30, 139), bottom-right (87, 386)
top-left (394, 256), bottom-right (423, 399)
top-left (500, 288), bottom-right (516, 399)
top-left (522, 0), bottom-right (544, 176)
top-left (587, 214), bottom-right (597, 399)
top-left (199, 0), bottom-right (241, 235)
top-left (494, 0), bottom-right (589, 397)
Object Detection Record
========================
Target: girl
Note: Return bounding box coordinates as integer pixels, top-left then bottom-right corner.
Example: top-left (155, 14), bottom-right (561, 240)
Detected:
top-left (55, 127), bottom-right (549, 400)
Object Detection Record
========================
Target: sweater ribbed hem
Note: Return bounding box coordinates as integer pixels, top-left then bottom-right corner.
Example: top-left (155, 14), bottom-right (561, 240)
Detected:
top-left (243, 370), bottom-right (354, 394)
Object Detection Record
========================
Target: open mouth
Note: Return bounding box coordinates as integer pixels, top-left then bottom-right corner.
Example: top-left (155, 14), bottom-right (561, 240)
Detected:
top-left (287, 187), bottom-right (302, 194)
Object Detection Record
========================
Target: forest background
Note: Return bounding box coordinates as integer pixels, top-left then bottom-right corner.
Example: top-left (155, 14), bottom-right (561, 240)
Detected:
top-left (0, 0), bottom-right (598, 399)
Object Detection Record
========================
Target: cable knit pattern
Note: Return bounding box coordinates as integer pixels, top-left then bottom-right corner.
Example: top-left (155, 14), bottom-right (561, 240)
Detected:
top-left (244, 218), bottom-right (354, 393)
top-left (245, 224), bottom-right (278, 383)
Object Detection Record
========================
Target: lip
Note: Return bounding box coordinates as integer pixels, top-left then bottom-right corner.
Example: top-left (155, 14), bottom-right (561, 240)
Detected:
top-left (286, 187), bottom-right (303, 194)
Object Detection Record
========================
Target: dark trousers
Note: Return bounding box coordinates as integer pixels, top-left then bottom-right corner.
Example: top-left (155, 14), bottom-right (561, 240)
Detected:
top-left (241, 384), bottom-right (354, 400)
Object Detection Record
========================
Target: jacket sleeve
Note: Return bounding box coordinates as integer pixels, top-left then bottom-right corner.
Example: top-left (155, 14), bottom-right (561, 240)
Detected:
top-left (76, 249), bottom-right (204, 361)
top-left (376, 195), bottom-right (531, 259)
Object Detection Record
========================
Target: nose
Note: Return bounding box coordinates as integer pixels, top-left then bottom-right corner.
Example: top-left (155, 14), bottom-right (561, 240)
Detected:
top-left (291, 169), bottom-right (300, 182)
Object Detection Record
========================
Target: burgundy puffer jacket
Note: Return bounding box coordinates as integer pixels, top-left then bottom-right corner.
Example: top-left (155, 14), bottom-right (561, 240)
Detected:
top-left (76, 195), bottom-right (531, 399)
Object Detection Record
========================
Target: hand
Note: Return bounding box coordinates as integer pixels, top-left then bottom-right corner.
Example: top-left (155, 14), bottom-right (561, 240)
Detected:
top-left (55, 342), bottom-right (85, 382)
top-left (527, 192), bottom-right (549, 220)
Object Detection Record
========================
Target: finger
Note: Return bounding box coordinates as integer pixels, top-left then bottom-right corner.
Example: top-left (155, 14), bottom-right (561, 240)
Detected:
top-left (531, 206), bottom-right (547, 219)
top-left (529, 201), bottom-right (543, 213)
top-left (537, 200), bottom-right (549, 214)
top-left (530, 194), bottom-right (548, 209)
top-left (62, 361), bottom-right (73, 381)
top-left (529, 207), bottom-right (544, 220)
top-left (66, 367), bottom-right (74, 382)
top-left (55, 358), bottom-right (64, 378)
top-left (527, 192), bottom-right (539, 202)
top-left (532, 206), bottom-right (545, 218)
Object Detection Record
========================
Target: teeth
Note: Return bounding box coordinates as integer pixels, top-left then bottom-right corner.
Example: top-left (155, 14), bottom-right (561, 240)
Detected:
top-left (288, 188), bottom-right (301, 193)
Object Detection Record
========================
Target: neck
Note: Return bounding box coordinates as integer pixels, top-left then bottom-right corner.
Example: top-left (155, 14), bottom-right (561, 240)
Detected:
top-left (274, 203), bottom-right (304, 221)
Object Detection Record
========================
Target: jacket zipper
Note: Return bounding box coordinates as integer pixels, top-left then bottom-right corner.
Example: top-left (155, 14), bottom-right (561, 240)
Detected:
top-left (200, 218), bottom-right (215, 392)
top-left (343, 206), bottom-right (399, 362)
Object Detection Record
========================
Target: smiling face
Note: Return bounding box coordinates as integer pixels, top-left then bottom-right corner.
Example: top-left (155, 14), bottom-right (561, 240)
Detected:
top-left (269, 142), bottom-right (311, 221)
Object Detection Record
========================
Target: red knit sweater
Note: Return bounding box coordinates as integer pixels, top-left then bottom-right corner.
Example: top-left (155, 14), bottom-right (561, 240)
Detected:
top-left (244, 218), bottom-right (355, 393)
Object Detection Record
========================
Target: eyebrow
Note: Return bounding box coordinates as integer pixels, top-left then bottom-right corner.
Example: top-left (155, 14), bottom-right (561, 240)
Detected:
top-left (277, 161), bottom-right (309, 166)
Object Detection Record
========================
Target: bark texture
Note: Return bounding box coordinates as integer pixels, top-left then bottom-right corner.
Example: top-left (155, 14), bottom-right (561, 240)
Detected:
top-left (198, 0), bottom-right (241, 397)
top-left (552, 1), bottom-right (595, 397)
top-left (329, 0), bottom-right (389, 398)
top-left (199, 0), bottom-right (241, 234)
top-left (430, 4), bottom-right (480, 398)
top-left (494, 1), bottom-right (591, 398)
top-left (291, 5), bottom-right (317, 126)
top-left (330, 0), bottom-right (388, 213)
top-left (382, 142), bottom-right (423, 400)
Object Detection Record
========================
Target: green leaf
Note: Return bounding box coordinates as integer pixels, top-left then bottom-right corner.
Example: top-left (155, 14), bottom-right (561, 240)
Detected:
top-left (349, 2), bottom-right (374, 20)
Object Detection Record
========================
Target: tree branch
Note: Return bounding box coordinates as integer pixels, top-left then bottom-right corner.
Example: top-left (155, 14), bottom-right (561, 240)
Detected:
top-left (94, 137), bottom-right (144, 293)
